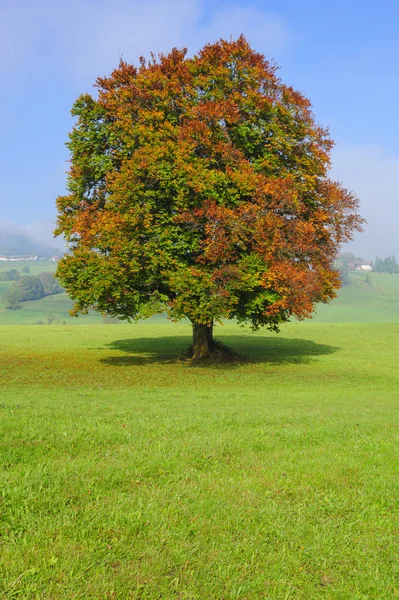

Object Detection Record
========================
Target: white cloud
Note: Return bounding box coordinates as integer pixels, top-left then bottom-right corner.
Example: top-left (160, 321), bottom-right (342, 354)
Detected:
top-left (0, 0), bottom-right (291, 81)
top-left (331, 145), bottom-right (399, 259)
top-left (23, 219), bottom-right (64, 248)
top-left (60, 0), bottom-right (202, 81)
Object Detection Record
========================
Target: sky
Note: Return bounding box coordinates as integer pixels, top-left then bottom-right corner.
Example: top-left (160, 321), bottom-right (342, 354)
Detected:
top-left (0, 0), bottom-right (398, 258)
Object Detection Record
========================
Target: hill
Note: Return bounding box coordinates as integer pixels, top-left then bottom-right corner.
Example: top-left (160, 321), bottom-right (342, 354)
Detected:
top-left (0, 230), bottom-right (63, 257)
top-left (0, 261), bottom-right (117, 325)
top-left (311, 271), bottom-right (399, 323)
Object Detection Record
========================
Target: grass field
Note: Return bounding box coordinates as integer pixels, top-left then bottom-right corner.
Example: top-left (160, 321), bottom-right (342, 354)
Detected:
top-left (0, 261), bottom-right (57, 275)
top-left (1, 321), bottom-right (399, 598)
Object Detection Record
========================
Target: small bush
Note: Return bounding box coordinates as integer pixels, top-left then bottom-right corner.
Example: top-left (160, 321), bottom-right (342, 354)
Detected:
top-left (47, 313), bottom-right (61, 325)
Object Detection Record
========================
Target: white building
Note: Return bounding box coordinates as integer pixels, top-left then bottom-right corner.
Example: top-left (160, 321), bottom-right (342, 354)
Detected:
top-left (0, 255), bottom-right (38, 261)
top-left (356, 263), bottom-right (373, 272)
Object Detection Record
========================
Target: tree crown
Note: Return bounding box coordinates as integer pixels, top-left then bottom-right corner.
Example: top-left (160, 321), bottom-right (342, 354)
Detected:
top-left (55, 36), bottom-right (363, 330)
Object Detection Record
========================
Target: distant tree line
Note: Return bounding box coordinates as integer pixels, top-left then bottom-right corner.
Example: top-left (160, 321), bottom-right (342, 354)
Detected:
top-left (0, 265), bottom-right (31, 281)
top-left (3, 272), bottom-right (64, 309)
top-left (374, 256), bottom-right (398, 273)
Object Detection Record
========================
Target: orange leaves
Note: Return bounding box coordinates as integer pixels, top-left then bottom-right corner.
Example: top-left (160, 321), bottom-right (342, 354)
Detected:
top-left (56, 35), bottom-right (363, 331)
top-left (191, 98), bottom-right (241, 125)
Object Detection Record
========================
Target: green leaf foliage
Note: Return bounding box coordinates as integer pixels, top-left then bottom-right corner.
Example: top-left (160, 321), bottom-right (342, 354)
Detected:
top-left (55, 36), bottom-right (363, 331)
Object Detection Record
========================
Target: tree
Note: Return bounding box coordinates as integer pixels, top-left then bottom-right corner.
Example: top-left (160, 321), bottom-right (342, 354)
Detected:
top-left (22, 265), bottom-right (30, 274)
top-left (7, 268), bottom-right (20, 280)
top-left (37, 271), bottom-right (64, 296)
top-left (0, 268), bottom-right (20, 281)
top-left (55, 36), bottom-right (363, 358)
top-left (374, 255), bottom-right (398, 274)
top-left (335, 255), bottom-right (353, 286)
top-left (391, 256), bottom-right (398, 273)
top-left (9, 276), bottom-right (44, 303)
top-left (374, 257), bottom-right (384, 273)
top-left (384, 255), bottom-right (398, 274)
top-left (339, 253), bottom-right (357, 268)
top-left (3, 286), bottom-right (22, 309)
top-left (338, 265), bottom-right (350, 287)
top-left (46, 313), bottom-right (61, 324)
top-left (3, 274), bottom-right (60, 310)
top-left (339, 252), bottom-right (365, 272)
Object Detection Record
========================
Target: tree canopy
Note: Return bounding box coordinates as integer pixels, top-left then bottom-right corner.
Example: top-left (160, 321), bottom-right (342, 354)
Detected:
top-left (4, 276), bottom-right (44, 307)
top-left (374, 256), bottom-right (398, 274)
top-left (0, 269), bottom-right (20, 282)
top-left (3, 273), bottom-right (63, 310)
top-left (55, 36), bottom-right (363, 357)
top-left (3, 285), bottom-right (23, 309)
top-left (37, 271), bottom-right (64, 296)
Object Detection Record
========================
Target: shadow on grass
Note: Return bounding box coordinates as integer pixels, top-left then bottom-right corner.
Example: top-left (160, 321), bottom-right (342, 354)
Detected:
top-left (100, 335), bottom-right (339, 369)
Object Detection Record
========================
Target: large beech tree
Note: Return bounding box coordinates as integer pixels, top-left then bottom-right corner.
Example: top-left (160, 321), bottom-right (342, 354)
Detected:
top-left (55, 36), bottom-right (362, 358)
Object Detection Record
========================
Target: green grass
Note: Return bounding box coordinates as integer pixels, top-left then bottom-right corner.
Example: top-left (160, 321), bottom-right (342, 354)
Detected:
top-left (0, 260), bottom-right (56, 276)
top-left (312, 272), bottom-right (399, 322)
top-left (0, 292), bottom-right (107, 325)
top-left (1, 321), bottom-right (399, 599)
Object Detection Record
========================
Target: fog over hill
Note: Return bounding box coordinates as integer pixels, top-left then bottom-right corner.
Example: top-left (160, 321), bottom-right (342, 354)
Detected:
top-left (0, 215), bottom-right (380, 263)
top-left (0, 221), bottom-right (64, 257)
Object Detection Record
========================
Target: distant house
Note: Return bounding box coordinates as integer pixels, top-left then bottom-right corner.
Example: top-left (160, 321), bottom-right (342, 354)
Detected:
top-left (356, 262), bottom-right (373, 272)
top-left (0, 255), bottom-right (38, 261)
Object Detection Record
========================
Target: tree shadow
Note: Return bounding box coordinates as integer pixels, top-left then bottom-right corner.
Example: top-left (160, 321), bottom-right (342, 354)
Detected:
top-left (100, 334), bottom-right (339, 369)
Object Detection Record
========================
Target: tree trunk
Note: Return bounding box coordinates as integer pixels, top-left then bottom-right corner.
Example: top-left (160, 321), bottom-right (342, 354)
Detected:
top-left (192, 322), bottom-right (214, 359)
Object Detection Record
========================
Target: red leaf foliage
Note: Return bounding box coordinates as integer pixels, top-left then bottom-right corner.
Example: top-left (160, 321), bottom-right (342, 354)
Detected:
top-left (55, 36), bottom-right (363, 330)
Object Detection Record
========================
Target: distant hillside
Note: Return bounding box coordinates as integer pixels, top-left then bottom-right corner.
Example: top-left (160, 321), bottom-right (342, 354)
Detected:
top-left (0, 230), bottom-right (62, 257)
top-left (312, 272), bottom-right (399, 323)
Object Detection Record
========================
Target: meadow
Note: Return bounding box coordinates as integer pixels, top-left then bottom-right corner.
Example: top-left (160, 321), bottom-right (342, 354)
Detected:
top-left (1, 319), bottom-right (399, 599)
top-left (1, 264), bottom-right (399, 598)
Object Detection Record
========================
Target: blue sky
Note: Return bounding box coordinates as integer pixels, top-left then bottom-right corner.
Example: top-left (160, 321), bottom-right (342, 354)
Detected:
top-left (1, 0), bottom-right (398, 257)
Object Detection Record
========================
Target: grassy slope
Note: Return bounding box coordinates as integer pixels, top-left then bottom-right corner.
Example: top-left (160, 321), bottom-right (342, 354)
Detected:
top-left (0, 293), bottom-right (106, 325)
top-left (313, 272), bottom-right (399, 323)
top-left (0, 261), bottom-right (104, 325)
top-left (0, 260), bottom-right (56, 274)
top-left (1, 321), bottom-right (399, 599)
